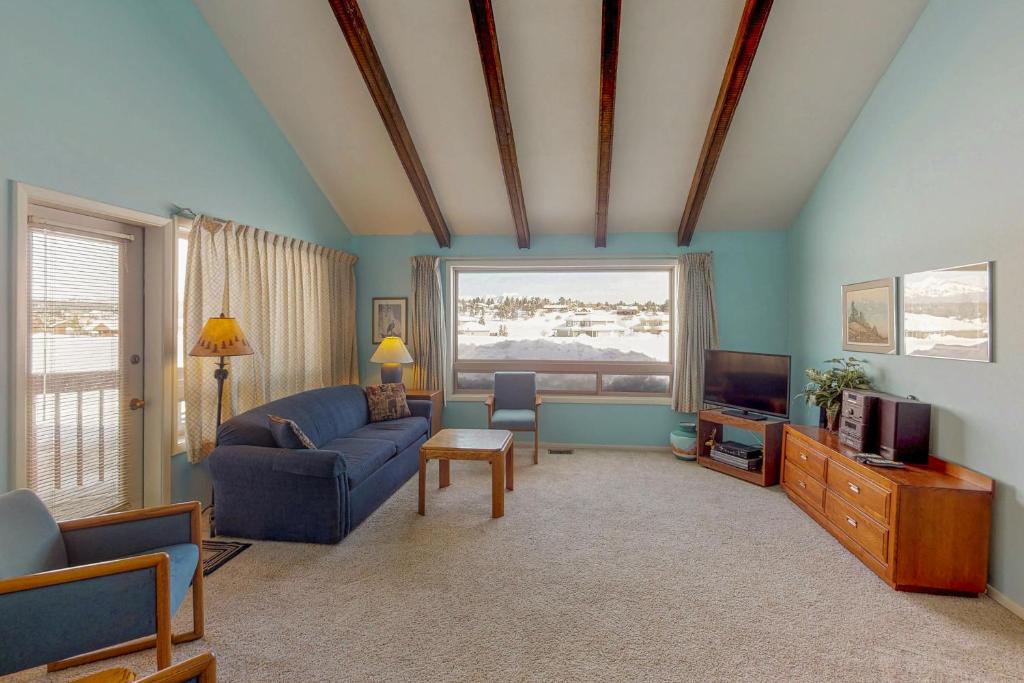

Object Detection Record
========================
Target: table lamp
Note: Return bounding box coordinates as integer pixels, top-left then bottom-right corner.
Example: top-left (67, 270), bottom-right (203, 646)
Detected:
top-left (370, 336), bottom-right (413, 384)
top-left (189, 314), bottom-right (254, 427)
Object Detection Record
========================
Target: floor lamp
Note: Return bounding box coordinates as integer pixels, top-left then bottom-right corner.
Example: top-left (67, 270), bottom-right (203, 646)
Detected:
top-left (189, 314), bottom-right (253, 535)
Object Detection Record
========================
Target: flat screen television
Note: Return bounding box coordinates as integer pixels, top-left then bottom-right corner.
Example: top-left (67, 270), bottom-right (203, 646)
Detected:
top-left (703, 350), bottom-right (791, 420)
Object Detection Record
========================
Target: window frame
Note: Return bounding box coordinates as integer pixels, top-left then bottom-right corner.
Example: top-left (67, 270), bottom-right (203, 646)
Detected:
top-left (174, 217), bottom-right (191, 453)
top-left (447, 258), bottom-right (677, 402)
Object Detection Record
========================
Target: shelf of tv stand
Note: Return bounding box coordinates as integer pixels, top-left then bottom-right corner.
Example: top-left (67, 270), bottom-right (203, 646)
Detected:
top-left (696, 409), bottom-right (787, 487)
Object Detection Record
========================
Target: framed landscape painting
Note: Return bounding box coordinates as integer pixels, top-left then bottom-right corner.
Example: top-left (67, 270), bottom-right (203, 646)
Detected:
top-left (372, 297), bottom-right (407, 343)
top-left (903, 262), bottom-right (992, 362)
top-left (842, 278), bottom-right (897, 354)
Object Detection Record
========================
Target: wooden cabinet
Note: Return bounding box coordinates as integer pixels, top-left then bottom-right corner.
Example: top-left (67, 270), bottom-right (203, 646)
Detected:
top-left (696, 409), bottom-right (786, 486)
top-left (781, 425), bottom-right (993, 595)
top-left (405, 388), bottom-right (443, 436)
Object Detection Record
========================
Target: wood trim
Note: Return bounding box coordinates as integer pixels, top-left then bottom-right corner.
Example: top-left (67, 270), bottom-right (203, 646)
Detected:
top-left (326, 0), bottom-right (452, 248)
top-left (469, 0), bottom-right (531, 249)
top-left (137, 652), bottom-right (217, 683)
top-left (594, 0), bottom-right (621, 248)
top-left (677, 0), bottom-right (773, 246)
top-left (58, 500), bottom-right (200, 532)
top-left (0, 552), bottom-right (167, 596)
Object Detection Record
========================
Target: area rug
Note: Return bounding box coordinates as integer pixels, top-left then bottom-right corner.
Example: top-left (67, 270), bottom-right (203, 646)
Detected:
top-left (201, 539), bottom-right (250, 576)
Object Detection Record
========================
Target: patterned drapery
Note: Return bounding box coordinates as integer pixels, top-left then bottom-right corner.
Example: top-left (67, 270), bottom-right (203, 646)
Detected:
top-left (408, 256), bottom-right (447, 394)
top-left (183, 217), bottom-right (358, 462)
top-left (673, 252), bottom-right (719, 413)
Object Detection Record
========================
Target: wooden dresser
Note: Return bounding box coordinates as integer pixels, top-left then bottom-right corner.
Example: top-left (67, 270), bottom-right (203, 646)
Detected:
top-left (781, 425), bottom-right (993, 594)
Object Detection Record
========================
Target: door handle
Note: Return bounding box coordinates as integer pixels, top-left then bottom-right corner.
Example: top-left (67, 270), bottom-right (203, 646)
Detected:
top-left (129, 398), bottom-right (146, 411)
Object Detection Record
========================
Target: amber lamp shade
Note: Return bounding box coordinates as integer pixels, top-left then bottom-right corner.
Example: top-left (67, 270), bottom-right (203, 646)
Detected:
top-left (189, 315), bottom-right (254, 358)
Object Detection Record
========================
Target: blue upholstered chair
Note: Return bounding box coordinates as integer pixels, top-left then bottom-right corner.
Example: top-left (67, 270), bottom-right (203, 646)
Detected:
top-left (486, 371), bottom-right (543, 463)
top-left (0, 489), bottom-right (204, 677)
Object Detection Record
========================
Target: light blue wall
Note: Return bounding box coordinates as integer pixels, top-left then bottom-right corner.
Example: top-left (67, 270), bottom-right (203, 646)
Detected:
top-left (353, 230), bottom-right (790, 446)
top-left (789, 0), bottom-right (1024, 604)
top-left (0, 0), bottom-right (352, 501)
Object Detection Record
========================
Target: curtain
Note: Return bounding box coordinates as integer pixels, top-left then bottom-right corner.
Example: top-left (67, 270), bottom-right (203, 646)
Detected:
top-left (673, 252), bottom-right (719, 413)
top-left (183, 216), bottom-right (358, 462)
top-left (408, 256), bottom-right (447, 393)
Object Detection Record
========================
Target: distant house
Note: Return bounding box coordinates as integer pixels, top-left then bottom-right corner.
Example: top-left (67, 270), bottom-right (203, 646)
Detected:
top-left (632, 313), bottom-right (670, 334)
top-left (458, 315), bottom-right (493, 336)
top-left (552, 312), bottom-right (626, 337)
top-left (542, 303), bottom-right (569, 313)
top-left (615, 305), bottom-right (639, 317)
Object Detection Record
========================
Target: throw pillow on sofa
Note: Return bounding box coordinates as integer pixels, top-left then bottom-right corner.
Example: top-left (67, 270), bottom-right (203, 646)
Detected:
top-left (268, 414), bottom-right (317, 449)
top-left (366, 383), bottom-right (412, 423)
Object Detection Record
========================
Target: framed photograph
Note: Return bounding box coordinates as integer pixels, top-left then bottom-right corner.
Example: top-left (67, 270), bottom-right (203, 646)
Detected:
top-left (902, 262), bottom-right (992, 362)
top-left (842, 278), bottom-right (897, 354)
top-left (372, 297), bottom-right (408, 343)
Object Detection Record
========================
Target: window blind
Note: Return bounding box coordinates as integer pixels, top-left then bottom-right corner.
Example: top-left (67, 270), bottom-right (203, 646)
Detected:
top-left (27, 225), bottom-right (135, 520)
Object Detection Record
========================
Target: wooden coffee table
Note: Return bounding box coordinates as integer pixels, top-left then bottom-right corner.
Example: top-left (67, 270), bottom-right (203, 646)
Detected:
top-left (418, 429), bottom-right (514, 518)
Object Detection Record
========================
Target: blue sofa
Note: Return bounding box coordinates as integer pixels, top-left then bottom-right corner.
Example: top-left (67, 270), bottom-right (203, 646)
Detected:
top-left (208, 385), bottom-right (432, 544)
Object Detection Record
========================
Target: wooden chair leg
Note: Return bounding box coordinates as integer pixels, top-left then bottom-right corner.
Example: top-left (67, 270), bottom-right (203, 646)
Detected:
top-left (533, 428), bottom-right (539, 464)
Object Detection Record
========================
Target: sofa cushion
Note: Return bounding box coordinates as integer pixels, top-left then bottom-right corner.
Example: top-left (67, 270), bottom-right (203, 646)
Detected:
top-left (129, 543), bottom-right (199, 614)
top-left (347, 417), bottom-right (429, 452)
top-left (490, 408), bottom-right (536, 430)
top-left (217, 385), bottom-right (370, 448)
top-left (365, 383), bottom-right (412, 423)
top-left (268, 415), bottom-right (316, 450)
top-left (320, 437), bottom-right (398, 489)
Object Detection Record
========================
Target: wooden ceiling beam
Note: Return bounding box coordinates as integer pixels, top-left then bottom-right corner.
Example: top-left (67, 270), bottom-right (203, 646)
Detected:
top-left (677, 0), bottom-right (773, 246)
top-left (327, 0), bottom-right (452, 248)
top-left (469, 0), bottom-right (531, 249)
top-left (594, 0), bottom-right (621, 248)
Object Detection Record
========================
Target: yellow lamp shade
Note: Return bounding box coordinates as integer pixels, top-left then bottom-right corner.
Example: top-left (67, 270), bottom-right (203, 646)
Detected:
top-left (370, 336), bottom-right (413, 364)
top-left (189, 315), bottom-right (254, 358)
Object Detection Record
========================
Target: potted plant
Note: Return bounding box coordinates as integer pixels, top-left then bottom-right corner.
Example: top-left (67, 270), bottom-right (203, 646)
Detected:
top-left (796, 357), bottom-right (872, 431)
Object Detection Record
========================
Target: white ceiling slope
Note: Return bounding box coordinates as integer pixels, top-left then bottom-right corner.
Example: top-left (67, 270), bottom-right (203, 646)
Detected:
top-left (196, 0), bottom-right (926, 239)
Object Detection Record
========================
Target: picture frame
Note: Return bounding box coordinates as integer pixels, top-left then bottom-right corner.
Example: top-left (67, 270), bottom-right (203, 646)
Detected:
top-left (372, 297), bottom-right (408, 343)
top-left (902, 261), bottom-right (992, 362)
top-left (841, 278), bottom-right (897, 354)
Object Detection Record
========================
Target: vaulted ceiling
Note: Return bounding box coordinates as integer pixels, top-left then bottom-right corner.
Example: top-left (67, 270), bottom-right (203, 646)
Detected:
top-left (196, 0), bottom-right (926, 246)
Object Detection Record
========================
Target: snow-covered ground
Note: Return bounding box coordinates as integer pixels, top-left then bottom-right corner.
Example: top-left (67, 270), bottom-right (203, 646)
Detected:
top-left (457, 312), bottom-right (669, 362)
top-left (903, 313), bottom-right (988, 358)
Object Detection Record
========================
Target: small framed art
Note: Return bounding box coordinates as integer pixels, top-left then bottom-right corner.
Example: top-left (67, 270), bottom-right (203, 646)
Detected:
top-left (842, 278), bottom-right (897, 354)
top-left (903, 262), bottom-right (991, 362)
top-left (372, 297), bottom-right (408, 343)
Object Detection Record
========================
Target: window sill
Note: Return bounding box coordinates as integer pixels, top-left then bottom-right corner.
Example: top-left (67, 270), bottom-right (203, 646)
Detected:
top-left (449, 393), bottom-right (672, 406)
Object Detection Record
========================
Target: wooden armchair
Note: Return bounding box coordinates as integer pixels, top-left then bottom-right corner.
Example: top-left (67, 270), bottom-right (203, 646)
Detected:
top-left (0, 490), bottom-right (204, 676)
top-left (486, 371), bottom-right (543, 463)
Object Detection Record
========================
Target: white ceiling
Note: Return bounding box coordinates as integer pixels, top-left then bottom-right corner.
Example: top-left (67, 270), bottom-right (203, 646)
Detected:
top-left (196, 0), bottom-right (926, 240)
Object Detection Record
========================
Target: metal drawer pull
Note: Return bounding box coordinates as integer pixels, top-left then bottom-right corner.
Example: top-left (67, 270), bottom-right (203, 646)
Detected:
top-left (798, 480), bottom-right (807, 489)
top-left (846, 516), bottom-right (857, 528)
top-left (848, 482), bottom-right (860, 494)
top-left (799, 453), bottom-right (808, 461)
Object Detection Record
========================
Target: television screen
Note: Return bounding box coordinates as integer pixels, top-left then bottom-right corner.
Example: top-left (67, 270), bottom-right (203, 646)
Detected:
top-left (703, 350), bottom-right (791, 418)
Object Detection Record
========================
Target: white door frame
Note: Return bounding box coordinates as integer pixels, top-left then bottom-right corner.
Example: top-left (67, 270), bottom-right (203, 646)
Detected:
top-left (13, 182), bottom-right (176, 507)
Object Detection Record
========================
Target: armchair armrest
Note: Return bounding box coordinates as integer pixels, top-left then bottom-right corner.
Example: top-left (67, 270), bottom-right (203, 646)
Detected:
top-left (536, 395), bottom-right (543, 407)
top-left (59, 502), bottom-right (200, 568)
top-left (0, 553), bottom-right (172, 675)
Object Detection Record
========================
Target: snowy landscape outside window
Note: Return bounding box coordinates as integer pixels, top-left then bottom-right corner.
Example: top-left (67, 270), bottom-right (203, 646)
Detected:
top-left (450, 260), bottom-right (676, 397)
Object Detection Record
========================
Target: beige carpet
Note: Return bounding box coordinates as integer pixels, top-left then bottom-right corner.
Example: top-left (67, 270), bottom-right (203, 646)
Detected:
top-left (12, 449), bottom-right (1024, 682)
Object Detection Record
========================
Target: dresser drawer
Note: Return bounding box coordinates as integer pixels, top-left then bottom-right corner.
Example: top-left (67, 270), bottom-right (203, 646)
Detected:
top-left (827, 459), bottom-right (892, 525)
top-left (825, 492), bottom-right (888, 565)
top-left (784, 434), bottom-right (828, 482)
top-left (784, 460), bottom-right (825, 511)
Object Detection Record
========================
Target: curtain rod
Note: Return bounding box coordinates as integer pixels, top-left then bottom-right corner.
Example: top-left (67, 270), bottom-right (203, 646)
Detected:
top-left (171, 205), bottom-right (230, 224)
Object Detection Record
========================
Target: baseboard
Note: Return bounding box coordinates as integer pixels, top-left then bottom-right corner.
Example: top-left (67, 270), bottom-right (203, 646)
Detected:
top-left (538, 441), bottom-right (672, 454)
top-left (987, 584), bottom-right (1024, 621)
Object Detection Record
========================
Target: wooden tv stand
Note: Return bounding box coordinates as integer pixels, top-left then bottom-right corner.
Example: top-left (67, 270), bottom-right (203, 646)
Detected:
top-left (697, 409), bottom-right (787, 487)
top-left (781, 425), bottom-right (993, 594)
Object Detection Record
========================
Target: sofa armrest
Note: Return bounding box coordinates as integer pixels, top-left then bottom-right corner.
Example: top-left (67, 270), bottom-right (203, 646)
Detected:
top-left (211, 445), bottom-right (346, 479)
top-left (408, 398), bottom-right (432, 425)
top-left (59, 502), bottom-right (199, 567)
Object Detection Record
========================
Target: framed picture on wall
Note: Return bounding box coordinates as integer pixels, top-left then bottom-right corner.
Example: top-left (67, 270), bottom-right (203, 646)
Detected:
top-left (902, 262), bottom-right (992, 362)
top-left (372, 297), bottom-right (408, 343)
top-left (841, 278), bottom-right (897, 354)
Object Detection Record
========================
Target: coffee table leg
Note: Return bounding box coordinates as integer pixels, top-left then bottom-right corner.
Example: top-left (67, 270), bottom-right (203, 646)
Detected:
top-left (506, 443), bottom-right (514, 491)
top-left (418, 453), bottom-right (427, 515)
top-left (439, 458), bottom-right (451, 488)
top-left (491, 453), bottom-right (504, 518)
